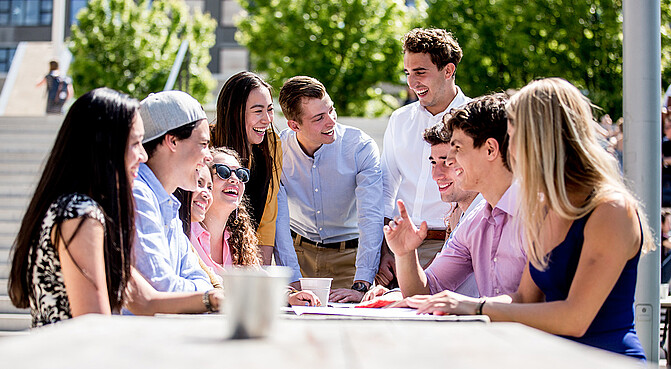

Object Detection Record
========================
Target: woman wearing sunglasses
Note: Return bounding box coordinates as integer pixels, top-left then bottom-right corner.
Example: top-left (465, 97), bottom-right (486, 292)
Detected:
top-left (198, 147), bottom-right (260, 268)
top-left (212, 71), bottom-right (280, 265)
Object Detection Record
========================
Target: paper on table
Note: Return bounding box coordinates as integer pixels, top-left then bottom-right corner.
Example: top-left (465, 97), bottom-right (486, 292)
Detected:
top-left (290, 305), bottom-right (490, 322)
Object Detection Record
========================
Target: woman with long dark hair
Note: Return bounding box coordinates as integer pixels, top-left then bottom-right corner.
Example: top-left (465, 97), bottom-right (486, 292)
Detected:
top-left (9, 88), bottom-right (221, 326)
top-left (212, 71), bottom-right (280, 265)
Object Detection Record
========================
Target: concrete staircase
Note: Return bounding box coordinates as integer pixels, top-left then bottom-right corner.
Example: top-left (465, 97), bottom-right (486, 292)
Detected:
top-left (0, 115), bottom-right (62, 333)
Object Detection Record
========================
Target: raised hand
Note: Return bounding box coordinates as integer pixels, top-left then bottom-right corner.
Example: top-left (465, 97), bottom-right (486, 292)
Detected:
top-left (384, 199), bottom-right (428, 258)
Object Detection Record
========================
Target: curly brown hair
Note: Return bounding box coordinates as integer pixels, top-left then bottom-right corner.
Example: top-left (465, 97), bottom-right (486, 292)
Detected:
top-left (403, 28), bottom-right (462, 72)
top-left (210, 147), bottom-right (261, 266)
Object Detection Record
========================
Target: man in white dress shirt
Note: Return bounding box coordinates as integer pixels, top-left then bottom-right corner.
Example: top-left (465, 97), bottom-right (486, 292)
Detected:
top-left (377, 28), bottom-right (471, 286)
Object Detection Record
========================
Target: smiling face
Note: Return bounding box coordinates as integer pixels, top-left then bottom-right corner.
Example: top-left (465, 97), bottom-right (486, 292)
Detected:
top-left (430, 143), bottom-right (473, 203)
top-left (210, 152), bottom-right (245, 216)
top-left (191, 166), bottom-right (213, 223)
top-left (288, 94), bottom-right (337, 156)
top-left (125, 112), bottom-right (148, 184)
top-left (449, 129), bottom-right (490, 193)
top-left (173, 119), bottom-right (213, 192)
top-left (245, 87), bottom-right (274, 145)
top-left (404, 52), bottom-right (453, 115)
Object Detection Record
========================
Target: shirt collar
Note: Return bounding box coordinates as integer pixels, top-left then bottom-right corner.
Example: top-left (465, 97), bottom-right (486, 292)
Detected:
top-left (483, 181), bottom-right (519, 225)
top-left (137, 163), bottom-right (176, 206)
top-left (192, 222), bottom-right (209, 240)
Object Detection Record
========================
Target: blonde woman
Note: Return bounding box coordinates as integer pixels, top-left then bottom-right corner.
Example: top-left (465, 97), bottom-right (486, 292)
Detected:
top-left (408, 78), bottom-right (653, 360)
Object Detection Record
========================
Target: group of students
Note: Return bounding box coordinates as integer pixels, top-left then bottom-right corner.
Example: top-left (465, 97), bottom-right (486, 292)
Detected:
top-left (8, 27), bottom-right (654, 361)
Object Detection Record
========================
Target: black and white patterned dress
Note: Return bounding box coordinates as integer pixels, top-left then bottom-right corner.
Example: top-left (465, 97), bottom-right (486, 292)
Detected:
top-left (28, 193), bottom-right (105, 327)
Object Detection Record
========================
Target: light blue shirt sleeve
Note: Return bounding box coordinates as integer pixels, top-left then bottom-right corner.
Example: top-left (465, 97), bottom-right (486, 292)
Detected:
top-left (352, 138), bottom-right (384, 282)
top-left (273, 183), bottom-right (303, 283)
top-left (133, 182), bottom-right (212, 293)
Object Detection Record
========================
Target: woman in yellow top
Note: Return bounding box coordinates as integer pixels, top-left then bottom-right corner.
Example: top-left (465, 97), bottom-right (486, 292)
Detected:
top-left (212, 71), bottom-right (281, 264)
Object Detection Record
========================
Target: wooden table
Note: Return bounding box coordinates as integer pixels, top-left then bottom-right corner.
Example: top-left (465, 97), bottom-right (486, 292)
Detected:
top-left (0, 314), bottom-right (644, 368)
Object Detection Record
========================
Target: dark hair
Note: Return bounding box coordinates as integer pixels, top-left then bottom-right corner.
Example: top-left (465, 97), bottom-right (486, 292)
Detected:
top-left (212, 71), bottom-right (278, 196)
top-left (142, 121), bottom-right (198, 158)
top-left (49, 60), bottom-right (59, 71)
top-left (210, 147), bottom-right (261, 266)
top-left (9, 88), bottom-right (138, 312)
top-left (174, 188), bottom-right (192, 238)
top-left (278, 76), bottom-right (327, 122)
top-left (403, 28), bottom-right (463, 72)
top-left (423, 121), bottom-right (452, 146)
top-left (445, 93), bottom-right (510, 170)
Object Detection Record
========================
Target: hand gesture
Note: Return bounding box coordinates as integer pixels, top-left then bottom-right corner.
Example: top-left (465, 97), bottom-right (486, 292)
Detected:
top-left (384, 200), bottom-right (428, 258)
top-left (330, 288), bottom-right (364, 303)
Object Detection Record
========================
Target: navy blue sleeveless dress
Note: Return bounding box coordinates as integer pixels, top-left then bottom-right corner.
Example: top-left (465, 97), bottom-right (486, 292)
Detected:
top-left (529, 211), bottom-right (646, 360)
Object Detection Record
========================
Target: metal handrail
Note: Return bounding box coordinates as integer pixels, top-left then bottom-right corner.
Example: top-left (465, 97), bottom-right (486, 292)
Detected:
top-left (164, 39), bottom-right (189, 91)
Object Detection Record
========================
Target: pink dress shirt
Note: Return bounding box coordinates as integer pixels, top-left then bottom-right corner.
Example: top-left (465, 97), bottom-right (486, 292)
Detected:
top-left (424, 183), bottom-right (527, 297)
top-left (190, 222), bottom-right (233, 273)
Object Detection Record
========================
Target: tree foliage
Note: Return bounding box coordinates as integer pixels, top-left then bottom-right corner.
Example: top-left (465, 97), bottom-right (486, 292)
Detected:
top-left (425, 0), bottom-right (625, 117)
top-left (236, 0), bottom-right (415, 117)
top-left (69, 0), bottom-right (216, 103)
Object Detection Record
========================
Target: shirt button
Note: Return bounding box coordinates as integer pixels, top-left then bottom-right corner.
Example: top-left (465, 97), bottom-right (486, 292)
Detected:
top-left (315, 188), bottom-right (319, 192)
top-left (493, 257), bottom-right (498, 262)
top-left (319, 227), bottom-right (322, 231)
top-left (317, 211), bottom-right (321, 214)
top-left (312, 165), bottom-right (316, 169)
top-left (495, 288), bottom-right (500, 294)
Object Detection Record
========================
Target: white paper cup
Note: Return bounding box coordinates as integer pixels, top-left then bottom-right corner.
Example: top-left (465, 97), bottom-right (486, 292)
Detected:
top-left (221, 266), bottom-right (290, 339)
top-left (662, 283), bottom-right (669, 299)
top-left (300, 278), bottom-right (332, 306)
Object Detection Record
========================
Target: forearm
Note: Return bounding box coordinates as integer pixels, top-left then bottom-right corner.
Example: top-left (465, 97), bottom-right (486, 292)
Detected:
top-left (148, 291), bottom-right (211, 315)
top-left (482, 299), bottom-right (588, 337)
top-left (396, 252), bottom-right (430, 297)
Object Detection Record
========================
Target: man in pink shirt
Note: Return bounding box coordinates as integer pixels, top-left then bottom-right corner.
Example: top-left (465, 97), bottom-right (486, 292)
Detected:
top-left (385, 93), bottom-right (526, 298)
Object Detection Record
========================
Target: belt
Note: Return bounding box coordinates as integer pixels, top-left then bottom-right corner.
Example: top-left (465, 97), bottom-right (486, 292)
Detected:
top-left (425, 229), bottom-right (447, 241)
top-left (291, 231), bottom-right (358, 250)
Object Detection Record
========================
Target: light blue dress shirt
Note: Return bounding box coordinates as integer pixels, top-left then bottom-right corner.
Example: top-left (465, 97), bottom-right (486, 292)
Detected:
top-left (133, 163), bottom-right (213, 292)
top-left (274, 123), bottom-right (383, 283)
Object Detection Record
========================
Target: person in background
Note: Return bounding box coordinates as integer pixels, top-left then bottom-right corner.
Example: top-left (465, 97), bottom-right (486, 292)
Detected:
top-left (8, 88), bottom-right (222, 327)
top-left (36, 60), bottom-right (73, 114)
top-left (410, 78), bottom-right (652, 361)
top-left (212, 71), bottom-right (281, 265)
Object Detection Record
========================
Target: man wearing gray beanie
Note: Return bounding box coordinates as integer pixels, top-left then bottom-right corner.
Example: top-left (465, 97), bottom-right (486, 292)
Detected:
top-left (133, 90), bottom-right (214, 293)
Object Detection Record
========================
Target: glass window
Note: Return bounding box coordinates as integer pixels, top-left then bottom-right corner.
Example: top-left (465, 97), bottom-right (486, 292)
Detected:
top-left (69, 0), bottom-right (88, 25)
top-left (0, 1), bottom-right (53, 26)
top-left (0, 47), bottom-right (17, 72)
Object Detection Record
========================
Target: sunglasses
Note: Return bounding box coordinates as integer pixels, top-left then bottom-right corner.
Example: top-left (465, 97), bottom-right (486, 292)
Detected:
top-left (213, 164), bottom-right (250, 183)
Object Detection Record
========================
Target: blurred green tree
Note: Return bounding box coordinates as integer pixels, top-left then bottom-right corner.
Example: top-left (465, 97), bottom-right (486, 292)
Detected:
top-left (236, 0), bottom-right (415, 116)
top-left (69, 0), bottom-right (216, 103)
top-left (425, 0), bottom-right (627, 117)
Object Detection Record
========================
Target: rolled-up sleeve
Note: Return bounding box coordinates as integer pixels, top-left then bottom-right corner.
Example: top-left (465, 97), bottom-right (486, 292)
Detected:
top-left (424, 228), bottom-right (474, 295)
top-left (353, 139), bottom-right (384, 283)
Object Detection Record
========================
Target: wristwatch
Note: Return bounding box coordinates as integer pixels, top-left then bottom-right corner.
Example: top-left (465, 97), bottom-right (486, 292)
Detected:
top-left (351, 282), bottom-right (368, 293)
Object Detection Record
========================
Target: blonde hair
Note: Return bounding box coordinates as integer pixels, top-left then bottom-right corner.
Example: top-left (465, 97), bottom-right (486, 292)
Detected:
top-left (506, 78), bottom-right (654, 269)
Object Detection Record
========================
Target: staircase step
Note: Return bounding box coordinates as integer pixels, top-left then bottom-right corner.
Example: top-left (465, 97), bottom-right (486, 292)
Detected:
top-left (0, 314), bottom-right (30, 332)
top-left (0, 279), bottom-right (8, 295)
top-left (0, 296), bottom-right (26, 314)
top-left (0, 208), bottom-right (27, 222)
top-left (0, 263), bottom-right (10, 278)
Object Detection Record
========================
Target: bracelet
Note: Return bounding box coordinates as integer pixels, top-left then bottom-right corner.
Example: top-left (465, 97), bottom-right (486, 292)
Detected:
top-left (202, 290), bottom-right (217, 313)
top-left (475, 297), bottom-right (486, 315)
